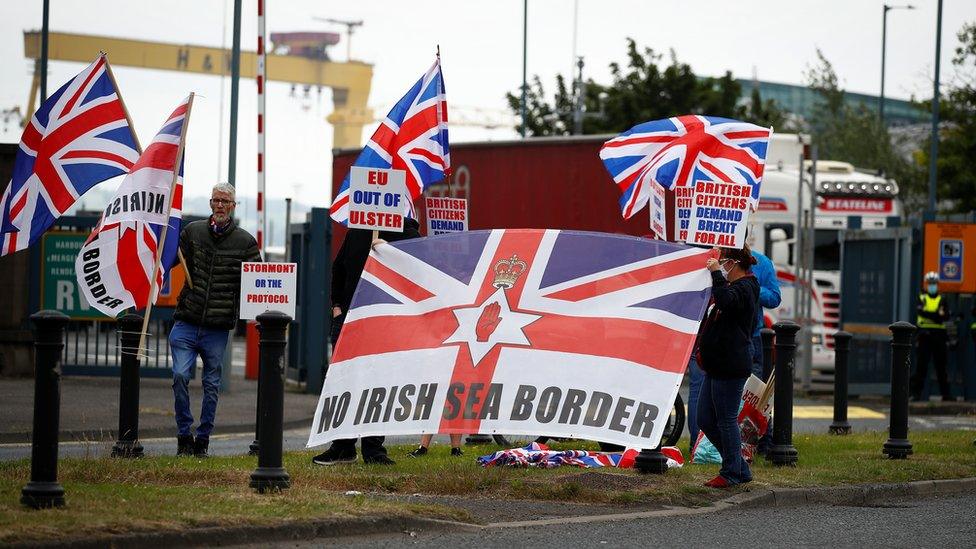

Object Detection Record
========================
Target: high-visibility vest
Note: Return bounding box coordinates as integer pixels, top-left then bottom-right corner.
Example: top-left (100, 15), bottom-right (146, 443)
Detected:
top-left (916, 293), bottom-right (945, 330)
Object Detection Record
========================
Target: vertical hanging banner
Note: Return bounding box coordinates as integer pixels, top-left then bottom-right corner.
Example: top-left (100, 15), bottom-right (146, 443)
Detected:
top-left (425, 196), bottom-right (468, 235)
top-left (685, 180), bottom-right (752, 248)
top-left (347, 167), bottom-right (407, 232)
top-left (649, 182), bottom-right (667, 239)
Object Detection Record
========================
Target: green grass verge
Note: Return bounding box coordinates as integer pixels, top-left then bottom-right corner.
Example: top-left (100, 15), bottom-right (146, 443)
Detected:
top-left (0, 430), bottom-right (973, 544)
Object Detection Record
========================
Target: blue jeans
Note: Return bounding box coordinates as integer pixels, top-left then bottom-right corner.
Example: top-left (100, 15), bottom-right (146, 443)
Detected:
top-left (698, 375), bottom-right (752, 484)
top-left (687, 356), bottom-right (704, 455)
top-left (169, 320), bottom-right (229, 439)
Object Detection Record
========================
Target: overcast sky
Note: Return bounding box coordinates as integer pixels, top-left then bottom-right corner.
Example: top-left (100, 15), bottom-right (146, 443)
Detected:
top-left (1, 0), bottom-right (974, 212)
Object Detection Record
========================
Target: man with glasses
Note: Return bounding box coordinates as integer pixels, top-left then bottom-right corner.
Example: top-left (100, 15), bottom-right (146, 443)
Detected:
top-left (170, 183), bottom-right (260, 457)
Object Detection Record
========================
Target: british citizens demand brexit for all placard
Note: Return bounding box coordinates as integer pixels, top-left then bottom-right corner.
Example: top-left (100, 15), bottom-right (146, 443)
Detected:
top-left (308, 229), bottom-right (712, 449)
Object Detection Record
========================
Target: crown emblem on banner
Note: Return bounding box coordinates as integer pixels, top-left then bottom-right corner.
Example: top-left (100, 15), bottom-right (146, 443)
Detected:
top-left (492, 254), bottom-right (527, 289)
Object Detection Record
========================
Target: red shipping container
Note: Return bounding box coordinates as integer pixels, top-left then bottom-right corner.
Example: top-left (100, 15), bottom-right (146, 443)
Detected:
top-left (331, 136), bottom-right (650, 258)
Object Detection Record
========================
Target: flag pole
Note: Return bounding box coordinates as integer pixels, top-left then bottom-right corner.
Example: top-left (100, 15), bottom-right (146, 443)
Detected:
top-left (102, 53), bottom-right (143, 155)
top-left (178, 248), bottom-right (193, 289)
top-left (137, 93), bottom-right (195, 356)
top-left (103, 52), bottom-right (149, 353)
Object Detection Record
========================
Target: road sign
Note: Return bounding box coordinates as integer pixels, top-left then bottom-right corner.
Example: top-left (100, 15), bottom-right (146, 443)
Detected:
top-left (924, 222), bottom-right (976, 293)
top-left (40, 232), bottom-right (107, 320)
top-left (938, 239), bottom-right (963, 282)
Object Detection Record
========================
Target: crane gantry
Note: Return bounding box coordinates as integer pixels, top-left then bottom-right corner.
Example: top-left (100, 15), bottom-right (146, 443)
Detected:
top-left (22, 30), bottom-right (374, 149)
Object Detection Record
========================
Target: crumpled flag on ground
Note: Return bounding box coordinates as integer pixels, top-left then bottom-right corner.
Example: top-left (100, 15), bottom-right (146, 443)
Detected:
top-left (477, 443), bottom-right (683, 469)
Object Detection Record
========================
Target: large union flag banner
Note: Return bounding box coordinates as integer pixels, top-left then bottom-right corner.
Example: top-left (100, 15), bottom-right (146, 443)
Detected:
top-left (308, 229), bottom-right (711, 449)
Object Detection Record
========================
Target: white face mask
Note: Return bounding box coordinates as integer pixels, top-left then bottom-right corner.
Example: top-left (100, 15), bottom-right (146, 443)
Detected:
top-left (719, 260), bottom-right (733, 278)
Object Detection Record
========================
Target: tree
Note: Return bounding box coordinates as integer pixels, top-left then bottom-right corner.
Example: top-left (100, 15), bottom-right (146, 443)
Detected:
top-left (740, 84), bottom-right (793, 131)
top-left (506, 39), bottom-right (778, 136)
top-left (918, 22), bottom-right (976, 213)
top-left (803, 49), bottom-right (926, 212)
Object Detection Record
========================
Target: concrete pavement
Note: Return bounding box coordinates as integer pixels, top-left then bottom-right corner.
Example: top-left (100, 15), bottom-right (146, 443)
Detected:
top-left (0, 368), bottom-right (321, 444)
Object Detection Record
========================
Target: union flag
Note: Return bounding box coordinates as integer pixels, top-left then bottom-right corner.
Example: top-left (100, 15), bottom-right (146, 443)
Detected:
top-left (329, 57), bottom-right (449, 224)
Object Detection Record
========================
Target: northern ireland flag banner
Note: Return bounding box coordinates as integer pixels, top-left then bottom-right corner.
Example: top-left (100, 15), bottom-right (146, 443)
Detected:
top-left (308, 230), bottom-right (712, 449)
top-left (75, 95), bottom-right (193, 317)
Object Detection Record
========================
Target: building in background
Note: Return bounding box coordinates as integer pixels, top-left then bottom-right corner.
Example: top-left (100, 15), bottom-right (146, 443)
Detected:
top-left (737, 79), bottom-right (928, 127)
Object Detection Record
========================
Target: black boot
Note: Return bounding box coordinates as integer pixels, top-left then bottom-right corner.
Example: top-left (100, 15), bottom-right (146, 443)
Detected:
top-left (177, 435), bottom-right (194, 457)
top-left (193, 437), bottom-right (209, 458)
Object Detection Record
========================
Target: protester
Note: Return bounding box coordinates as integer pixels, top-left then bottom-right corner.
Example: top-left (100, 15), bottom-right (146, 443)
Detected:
top-left (910, 271), bottom-right (952, 401)
top-left (409, 434), bottom-right (464, 457)
top-left (312, 218), bottom-right (422, 466)
top-left (697, 245), bottom-right (759, 488)
top-left (170, 183), bottom-right (260, 458)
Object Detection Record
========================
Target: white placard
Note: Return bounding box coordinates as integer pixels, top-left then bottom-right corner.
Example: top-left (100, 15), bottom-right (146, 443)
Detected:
top-left (673, 184), bottom-right (695, 242)
top-left (239, 262), bottom-right (297, 320)
top-left (425, 196), bottom-right (468, 235)
top-left (347, 167), bottom-right (408, 232)
top-left (685, 180), bottom-right (752, 248)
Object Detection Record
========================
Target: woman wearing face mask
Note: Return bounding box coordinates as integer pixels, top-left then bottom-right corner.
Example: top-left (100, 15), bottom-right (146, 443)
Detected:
top-left (697, 245), bottom-right (759, 488)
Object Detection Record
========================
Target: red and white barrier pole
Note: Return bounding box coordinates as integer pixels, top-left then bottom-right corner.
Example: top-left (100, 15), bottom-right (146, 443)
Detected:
top-left (256, 0), bottom-right (266, 256)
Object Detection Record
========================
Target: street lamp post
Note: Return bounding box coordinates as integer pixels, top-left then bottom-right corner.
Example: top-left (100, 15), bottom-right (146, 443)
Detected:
top-left (880, 4), bottom-right (915, 124)
top-left (520, 0), bottom-right (528, 138)
top-left (928, 0), bottom-right (943, 213)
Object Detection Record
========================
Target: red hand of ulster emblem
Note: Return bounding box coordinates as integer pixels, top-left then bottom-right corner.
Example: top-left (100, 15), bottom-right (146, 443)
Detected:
top-left (475, 301), bottom-right (502, 342)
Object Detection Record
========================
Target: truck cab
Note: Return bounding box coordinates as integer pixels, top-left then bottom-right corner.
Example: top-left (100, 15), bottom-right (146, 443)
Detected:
top-left (748, 159), bottom-right (902, 378)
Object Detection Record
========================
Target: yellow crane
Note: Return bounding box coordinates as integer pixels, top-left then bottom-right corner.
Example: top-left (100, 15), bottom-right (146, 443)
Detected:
top-left (22, 30), bottom-right (374, 149)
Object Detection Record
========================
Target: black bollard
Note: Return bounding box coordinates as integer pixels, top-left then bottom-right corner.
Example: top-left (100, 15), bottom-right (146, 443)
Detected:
top-left (112, 314), bottom-right (144, 458)
top-left (883, 321), bottom-right (916, 459)
top-left (760, 328), bottom-right (775, 381)
top-left (769, 321), bottom-right (800, 466)
top-left (829, 331), bottom-right (853, 435)
top-left (634, 444), bottom-right (669, 474)
top-left (250, 311), bottom-right (291, 493)
top-left (21, 310), bottom-right (69, 509)
top-left (464, 434), bottom-right (493, 445)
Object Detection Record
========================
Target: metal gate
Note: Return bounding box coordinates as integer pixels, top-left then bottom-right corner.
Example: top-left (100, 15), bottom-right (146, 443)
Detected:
top-left (286, 207), bottom-right (331, 394)
top-left (839, 227), bottom-right (913, 395)
top-left (34, 216), bottom-right (182, 378)
top-left (61, 311), bottom-right (176, 378)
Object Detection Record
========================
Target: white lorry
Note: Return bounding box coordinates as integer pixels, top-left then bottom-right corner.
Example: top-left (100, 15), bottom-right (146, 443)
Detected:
top-left (747, 135), bottom-right (903, 380)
